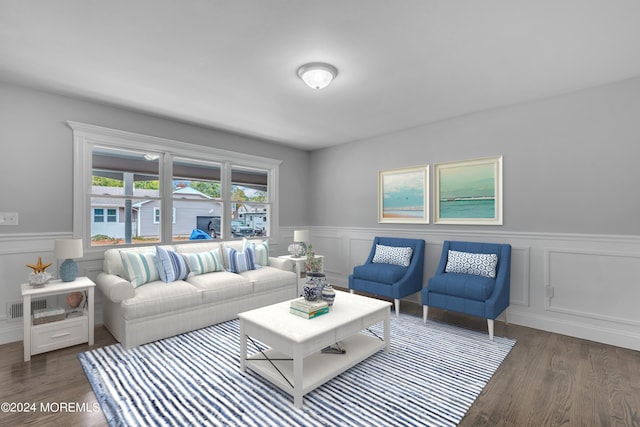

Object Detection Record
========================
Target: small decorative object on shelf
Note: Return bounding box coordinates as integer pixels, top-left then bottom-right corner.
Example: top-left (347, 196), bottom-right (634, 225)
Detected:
top-left (66, 291), bottom-right (84, 309)
top-left (26, 257), bottom-right (53, 286)
top-left (321, 284), bottom-right (336, 308)
top-left (288, 243), bottom-right (304, 257)
top-left (32, 307), bottom-right (66, 325)
top-left (28, 271), bottom-right (53, 287)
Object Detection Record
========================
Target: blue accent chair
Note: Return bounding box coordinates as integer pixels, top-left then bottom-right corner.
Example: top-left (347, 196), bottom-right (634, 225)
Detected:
top-left (349, 237), bottom-right (425, 317)
top-left (422, 241), bottom-right (511, 340)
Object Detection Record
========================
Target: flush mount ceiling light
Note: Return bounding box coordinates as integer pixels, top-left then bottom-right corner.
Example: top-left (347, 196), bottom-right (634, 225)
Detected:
top-left (297, 62), bottom-right (338, 90)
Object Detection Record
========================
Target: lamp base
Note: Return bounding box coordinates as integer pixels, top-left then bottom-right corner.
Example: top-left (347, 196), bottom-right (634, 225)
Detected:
top-left (60, 259), bottom-right (78, 282)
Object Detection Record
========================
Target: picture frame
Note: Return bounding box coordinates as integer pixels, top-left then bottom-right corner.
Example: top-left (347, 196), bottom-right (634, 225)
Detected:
top-left (378, 165), bottom-right (429, 224)
top-left (434, 156), bottom-right (503, 225)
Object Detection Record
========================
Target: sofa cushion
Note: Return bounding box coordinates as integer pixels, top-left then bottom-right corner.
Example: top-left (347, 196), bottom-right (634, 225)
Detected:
top-left (428, 272), bottom-right (496, 301)
top-left (182, 248), bottom-right (224, 275)
top-left (186, 272), bottom-right (253, 304)
top-left (352, 263), bottom-right (408, 285)
top-left (120, 251), bottom-right (160, 287)
top-left (237, 266), bottom-right (297, 292)
top-left (372, 244), bottom-right (413, 267)
top-left (243, 238), bottom-right (269, 266)
top-left (445, 250), bottom-right (498, 278)
top-left (226, 247), bottom-right (257, 273)
top-left (155, 247), bottom-right (189, 283)
top-left (120, 280), bottom-right (202, 320)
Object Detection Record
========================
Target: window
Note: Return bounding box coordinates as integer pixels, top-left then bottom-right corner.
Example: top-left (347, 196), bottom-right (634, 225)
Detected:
top-left (231, 165), bottom-right (270, 237)
top-left (70, 121), bottom-right (280, 249)
top-left (94, 209), bottom-right (104, 223)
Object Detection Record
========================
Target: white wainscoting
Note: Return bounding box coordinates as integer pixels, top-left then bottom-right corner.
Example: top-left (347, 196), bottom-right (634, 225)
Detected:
top-left (281, 227), bottom-right (640, 351)
top-left (3, 230), bottom-right (640, 351)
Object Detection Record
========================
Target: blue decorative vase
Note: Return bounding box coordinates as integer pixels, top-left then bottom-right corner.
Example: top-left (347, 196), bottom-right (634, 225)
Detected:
top-left (321, 284), bottom-right (336, 308)
top-left (60, 259), bottom-right (78, 282)
top-left (303, 272), bottom-right (326, 301)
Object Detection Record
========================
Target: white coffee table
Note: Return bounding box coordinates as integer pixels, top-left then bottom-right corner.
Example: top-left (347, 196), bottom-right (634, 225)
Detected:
top-left (238, 290), bottom-right (391, 408)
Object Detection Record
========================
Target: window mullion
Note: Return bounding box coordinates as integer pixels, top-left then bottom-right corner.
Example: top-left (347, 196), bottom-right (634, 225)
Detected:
top-left (161, 153), bottom-right (173, 244)
top-left (221, 161), bottom-right (232, 240)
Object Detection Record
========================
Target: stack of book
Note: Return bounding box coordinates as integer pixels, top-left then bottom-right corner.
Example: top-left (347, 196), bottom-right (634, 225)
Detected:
top-left (289, 298), bottom-right (329, 319)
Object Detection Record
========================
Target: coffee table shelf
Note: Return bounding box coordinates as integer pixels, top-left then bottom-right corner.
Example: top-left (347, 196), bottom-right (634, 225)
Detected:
top-left (246, 331), bottom-right (385, 396)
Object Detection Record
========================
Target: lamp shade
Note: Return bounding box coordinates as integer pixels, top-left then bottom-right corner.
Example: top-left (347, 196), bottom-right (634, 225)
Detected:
top-left (293, 230), bottom-right (309, 243)
top-left (54, 239), bottom-right (83, 260)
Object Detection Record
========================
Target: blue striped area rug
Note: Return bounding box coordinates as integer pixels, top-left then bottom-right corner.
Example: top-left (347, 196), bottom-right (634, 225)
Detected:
top-left (79, 314), bottom-right (515, 427)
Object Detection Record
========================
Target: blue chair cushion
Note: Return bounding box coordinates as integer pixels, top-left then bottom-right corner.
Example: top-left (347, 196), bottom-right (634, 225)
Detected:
top-left (428, 273), bottom-right (496, 301)
top-left (352, 263), bottom-right (408, 285)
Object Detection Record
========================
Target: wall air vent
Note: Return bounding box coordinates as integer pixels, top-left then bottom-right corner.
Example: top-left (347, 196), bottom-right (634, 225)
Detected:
top-left (6, 299), bottom-right (47, 321)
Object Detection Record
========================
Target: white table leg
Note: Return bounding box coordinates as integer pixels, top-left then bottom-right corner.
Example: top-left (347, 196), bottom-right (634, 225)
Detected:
top-left (23, 294), bottom-right (31, 362)
top-left (88, 286), bottom-right (95, 346)
top-left (384, 308), bottom-right (390, 353)
top-left (239, 321), bottom-right (247, 372)
top-left (293, 344), bottom-right (304, 408)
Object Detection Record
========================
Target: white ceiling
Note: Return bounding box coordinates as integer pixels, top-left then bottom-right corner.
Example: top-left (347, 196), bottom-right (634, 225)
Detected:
top-left (2, 1), bottom-right (640, 150)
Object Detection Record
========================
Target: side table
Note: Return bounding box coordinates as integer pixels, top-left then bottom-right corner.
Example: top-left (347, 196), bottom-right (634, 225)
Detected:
top-left (22, 276), bottom-right (95, 362)
top-left (278, 254), bottom-right (325, 296)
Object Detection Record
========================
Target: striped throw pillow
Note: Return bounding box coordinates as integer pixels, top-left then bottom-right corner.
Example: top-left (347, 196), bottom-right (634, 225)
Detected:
top-left (226, 247), bottom-right (257, 273)
top-left (155, 247), bottom-right (189, 283)
top-left (120, 251), bottom-right (160, 287)
top-left (182, 248), bottom-right (224, 276)
top-left (243, 238), bottom-right (269, 266)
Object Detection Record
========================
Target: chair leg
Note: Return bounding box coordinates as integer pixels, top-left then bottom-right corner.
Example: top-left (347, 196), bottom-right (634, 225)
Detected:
top-left (394, 299), bottom-right (400, 317)
top-left (422, 305), bottom-right (428, 323)
top-left (487, 319), bottom-right (494, 341)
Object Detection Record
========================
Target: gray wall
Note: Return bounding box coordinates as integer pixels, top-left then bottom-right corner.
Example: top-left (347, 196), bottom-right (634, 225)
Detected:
top-left (0, 81), bottom-right (310, 233)
top-left (0, 82), bottom-right (310, 345)
top-left (309, 77), bottom-right (640, 235)
top-left (305, 77), bottom-right (640, 351)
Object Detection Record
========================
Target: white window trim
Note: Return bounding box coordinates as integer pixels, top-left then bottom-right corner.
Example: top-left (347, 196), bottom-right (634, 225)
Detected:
top-left (69, 121), bottom-right (281, 253)
top-left (154, 207), bottom-right (176, 224)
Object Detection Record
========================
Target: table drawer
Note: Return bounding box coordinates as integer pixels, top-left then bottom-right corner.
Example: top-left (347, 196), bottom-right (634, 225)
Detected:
top-left (31, 317), bottom-right (88, 355)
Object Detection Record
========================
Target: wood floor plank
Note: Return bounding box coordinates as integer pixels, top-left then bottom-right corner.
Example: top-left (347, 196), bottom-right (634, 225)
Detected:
top-left (1, 302), bottom-right (638, 426)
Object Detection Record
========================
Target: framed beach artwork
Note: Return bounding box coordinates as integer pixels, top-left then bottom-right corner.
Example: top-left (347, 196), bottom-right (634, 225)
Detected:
top-left (378, 165), bottom-right (429, 224)
top-left (434, 156), bottom-right (503, 225)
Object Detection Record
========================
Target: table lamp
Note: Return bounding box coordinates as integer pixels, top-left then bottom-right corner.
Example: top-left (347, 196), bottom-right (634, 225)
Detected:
top-left (55, 239), bottom-right (83, 282)
top-left (293, 230), bottom-right (310, 257)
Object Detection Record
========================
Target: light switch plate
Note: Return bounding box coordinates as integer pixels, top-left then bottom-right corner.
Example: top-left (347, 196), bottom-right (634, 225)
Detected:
top-left (0, 212), bottom-right (19, 225)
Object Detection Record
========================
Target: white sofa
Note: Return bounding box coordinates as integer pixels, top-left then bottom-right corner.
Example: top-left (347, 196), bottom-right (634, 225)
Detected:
top-left (96, 239), bottom-right (297, 348)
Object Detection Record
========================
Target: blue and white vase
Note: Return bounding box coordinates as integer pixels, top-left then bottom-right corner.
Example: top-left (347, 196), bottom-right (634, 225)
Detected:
top-left (303, 272), bottom-right (326, 301)
top-left (321, 284), bottom-right (336, 308)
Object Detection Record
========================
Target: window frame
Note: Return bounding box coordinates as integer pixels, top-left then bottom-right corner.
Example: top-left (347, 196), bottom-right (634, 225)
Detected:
top-left (69, 121), bottom-right (281, 253)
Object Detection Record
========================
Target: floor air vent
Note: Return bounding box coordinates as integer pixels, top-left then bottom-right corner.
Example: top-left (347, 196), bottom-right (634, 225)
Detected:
top-left (6, 299), bottom-right (47, 321)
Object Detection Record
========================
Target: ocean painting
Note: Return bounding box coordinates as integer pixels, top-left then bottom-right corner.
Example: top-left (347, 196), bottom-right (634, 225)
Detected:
top-left (379, 166), bottom-right (429, 223)
top-left (435, 156), bottom-right (503, 225)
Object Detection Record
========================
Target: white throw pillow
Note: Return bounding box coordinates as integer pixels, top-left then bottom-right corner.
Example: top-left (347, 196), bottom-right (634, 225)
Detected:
top-left (445, 250), bottom-right (498, 278)
top-left (372, 244), bottom-right (413, 267)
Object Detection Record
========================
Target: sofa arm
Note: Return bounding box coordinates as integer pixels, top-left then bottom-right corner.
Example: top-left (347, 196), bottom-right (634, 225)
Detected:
top-left (268, 257), bottom-right (294, 272)
top-left (96, 272), bottom-right (135, 303)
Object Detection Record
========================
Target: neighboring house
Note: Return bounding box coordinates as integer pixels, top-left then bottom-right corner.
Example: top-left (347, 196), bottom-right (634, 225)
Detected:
top-left (91, 186), bottom-right (221, 239)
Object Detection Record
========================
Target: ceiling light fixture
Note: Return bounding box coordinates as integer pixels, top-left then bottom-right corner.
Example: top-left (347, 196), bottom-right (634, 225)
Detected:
top-left (297, 62), bottom-right (338, 90)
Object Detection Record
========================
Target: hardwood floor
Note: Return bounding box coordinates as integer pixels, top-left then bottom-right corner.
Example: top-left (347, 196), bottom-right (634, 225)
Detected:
top-left (1, 302), bottom-right (638, 426)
